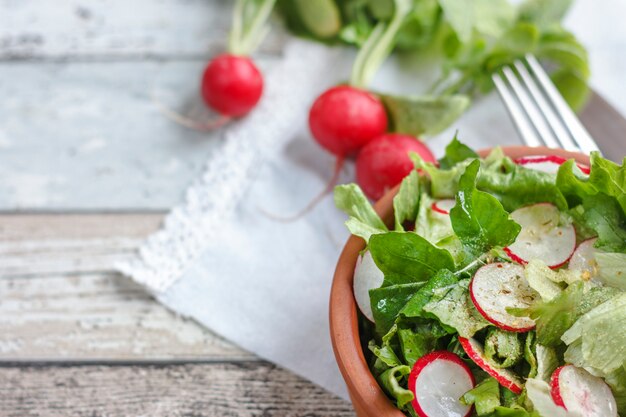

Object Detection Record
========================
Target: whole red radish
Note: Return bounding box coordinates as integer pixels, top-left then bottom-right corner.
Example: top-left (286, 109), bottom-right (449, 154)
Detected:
top-left (201, 54), bottom-right (263, 117)
top-left (356, 134), bottom-right (435, 200)
top-left (309, 86), bottom-right (388, 157)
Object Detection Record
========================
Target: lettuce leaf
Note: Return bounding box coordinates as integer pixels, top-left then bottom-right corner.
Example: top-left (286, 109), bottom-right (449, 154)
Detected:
top-left (369, 232), bottom-right (455, 286)
top-left (393, 170), bottom-right (421, 231)
top-left (378, 365), bottom-right (414, 409)
top-left (461, 377), bottom-right (501, 415)
top-left (518, 281), bottom-right (620, 347)
top-left (587, 153), bottom-right (626, 216)
top-left (581, 194), bottom-right (626, 253)
top-left (334, 183), bottom-right (387, 241)
top-left (595, 252), bottom-right (626, 290)
top-left (397, 322), bottom-right (449, 366)
top-left (484, 328), bottom-right (523, 369)
top-left (561, 293), bottom-right (626, 374)
top-left (450, 160), bottom-right (521, 257)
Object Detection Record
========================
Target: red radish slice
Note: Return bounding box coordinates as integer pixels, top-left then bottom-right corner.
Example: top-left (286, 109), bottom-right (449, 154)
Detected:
top-left (515, 156), bottom-right (590, 175)
top-left (458, 337), bottom-right (524, 394)
top-left (504, 203), bottom-right (576, 269)
top-left (470, 263), bottom-right (536, 332)
top-left (431, 199), bottom-right (456, 215)
top-left (550, 365), bottom-right (618, 417)
top-left (353, 251), bottom-right (384, 322)
top-left (568, 238), bottom-right (598, 277)
top-left (409, 351), bottom-right (475, 417)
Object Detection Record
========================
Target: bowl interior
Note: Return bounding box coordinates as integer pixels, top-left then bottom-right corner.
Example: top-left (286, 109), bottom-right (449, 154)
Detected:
top-left (329, 146), bottom-right (591, 417)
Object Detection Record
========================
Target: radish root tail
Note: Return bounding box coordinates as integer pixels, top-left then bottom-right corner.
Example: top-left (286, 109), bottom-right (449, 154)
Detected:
top-left (152, 93), bottom-right (231, 131)
top-left (259, 156), bottom-right (345, 222)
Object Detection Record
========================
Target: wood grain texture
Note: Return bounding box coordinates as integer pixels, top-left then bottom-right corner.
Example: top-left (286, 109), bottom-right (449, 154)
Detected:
top-left (0, 0), bottom-right (283, 59)
top-left (580, 91), bottom-right (626, 161)
top-left (0, 213), bottom-right (252, 360)
top-left (0, 363), bottom-right (355, 417)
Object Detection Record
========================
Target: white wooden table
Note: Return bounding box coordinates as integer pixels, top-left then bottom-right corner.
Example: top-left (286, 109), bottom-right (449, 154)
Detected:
top-left (0, 1), bottom-right (355, 415)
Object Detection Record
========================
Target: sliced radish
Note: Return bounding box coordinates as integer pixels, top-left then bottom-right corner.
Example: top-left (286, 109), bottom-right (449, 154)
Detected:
top-left (568, 238), bottom-right (598, 277)
top-left (515, 156), bottom-right (590, 175)
top-left (408, 351), bottom-right (475, 417)
top-left (550, 365), bottom-right (617, 417)
top-left (353, 251), bottom-right (384, 322)
top-left (431, 199), bottom-right (456, 215)
top-left (470, 262), bottom-right (536, 332)
top-left (504, 203), bottom-right (576, 269)
top-left (458, 337), bottom-right (524, 394)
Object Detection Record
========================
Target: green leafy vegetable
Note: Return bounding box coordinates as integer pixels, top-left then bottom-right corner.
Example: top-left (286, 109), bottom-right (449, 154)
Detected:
top-left (561, 293), bottom-right (626, 374)
top-left (518, 281), bottom-right (620, 347)
top-left (484, 329), bottom-right (523, 369)
top-left (370, 282), bottom-right (425, 335)
top-left (393, 170), bottom-right (421, 231)
top-left (461, 377), bottom-right (501, 415)
top-left (400, 269), bottom-right (458, 318)
top-left (334, 184), bottom-right (387, 241)
top-left (438, 135), bottom-right (479, 170)
top-left (596, 252), bottom-right (626, 290)
top-left (422, 278), bottom-right (490, 338)
top-left (381, 94), bottom-right (470, 137)
top-left (369, 232), bottom-right (455, 286)
top-left (293, 0), bottom-right (341, 38)
top-left (378, 365), bottom-right (414, 409)
top-left (450, 160), bottom-right (521, 256)
top-left (397, 322), bottom-right (448, 366)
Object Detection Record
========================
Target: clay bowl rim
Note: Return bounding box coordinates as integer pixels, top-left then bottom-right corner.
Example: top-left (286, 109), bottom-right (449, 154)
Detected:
top-left (329, 146), bottom-right (591, 417)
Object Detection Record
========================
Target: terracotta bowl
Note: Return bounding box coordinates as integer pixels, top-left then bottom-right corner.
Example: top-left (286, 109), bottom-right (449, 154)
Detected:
top-left (329, 146), bottom-right (590, 417)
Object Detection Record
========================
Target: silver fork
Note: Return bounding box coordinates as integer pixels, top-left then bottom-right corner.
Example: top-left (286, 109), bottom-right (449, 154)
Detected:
top-left (492, 54), bottom-right (600, 154)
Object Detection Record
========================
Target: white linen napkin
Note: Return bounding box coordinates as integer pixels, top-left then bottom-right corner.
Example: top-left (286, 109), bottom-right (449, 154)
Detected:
top-left (119, 1), bottom-right (626, 400)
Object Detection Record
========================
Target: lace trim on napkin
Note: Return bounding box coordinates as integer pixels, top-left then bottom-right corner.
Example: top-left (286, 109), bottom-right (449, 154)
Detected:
top-left (117, 40), bottom-right (338, 293)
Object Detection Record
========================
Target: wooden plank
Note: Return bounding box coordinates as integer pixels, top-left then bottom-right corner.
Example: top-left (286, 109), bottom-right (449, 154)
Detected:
top-left (0, 363), bottom-right (355, 417)
top-left (0, 0), bottom-right (284, 59)
top-left (0, 58), bottom-right (276, 210)
top-left (0, 273), bottom-right (252, 360)
top-left (0, 213), bottom-right (253, 360)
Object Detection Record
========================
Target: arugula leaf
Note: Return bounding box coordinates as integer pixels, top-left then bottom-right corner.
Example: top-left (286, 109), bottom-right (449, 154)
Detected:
top-left (381, 94), bottom-right (470, 136)
top-left (422, 278), bottom-right (491, 338)
top-left (438, 135), bottom-right (479, 170)
top-left (334, 184), bottom-right (388, 241)
top-left (393, 170), bottom-right (420, 231)
top-left (450, 160), bottom-right (521, 256)
top-left (370, 282), bottom-right (425, 335)
top-left (369, 232), bottom-right (455, 286)
top-left (400, 269), bottom-right (458, 318)
top-left (461, 377), bottom-right (501, 415)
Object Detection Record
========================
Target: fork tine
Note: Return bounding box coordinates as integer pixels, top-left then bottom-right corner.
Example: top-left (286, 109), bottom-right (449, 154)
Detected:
top-left (501, 66), bottom-right (561, 149)
top-left (525, 54), bottom-right (600, 154)
top-left (492, 72), bottom-right (543, 148)
top-left (513, 60), bottom-right (580, 152)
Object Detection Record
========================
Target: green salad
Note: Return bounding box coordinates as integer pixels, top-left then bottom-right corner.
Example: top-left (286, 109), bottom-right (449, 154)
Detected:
top-left (335, 137), bottom-right (625, 417)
